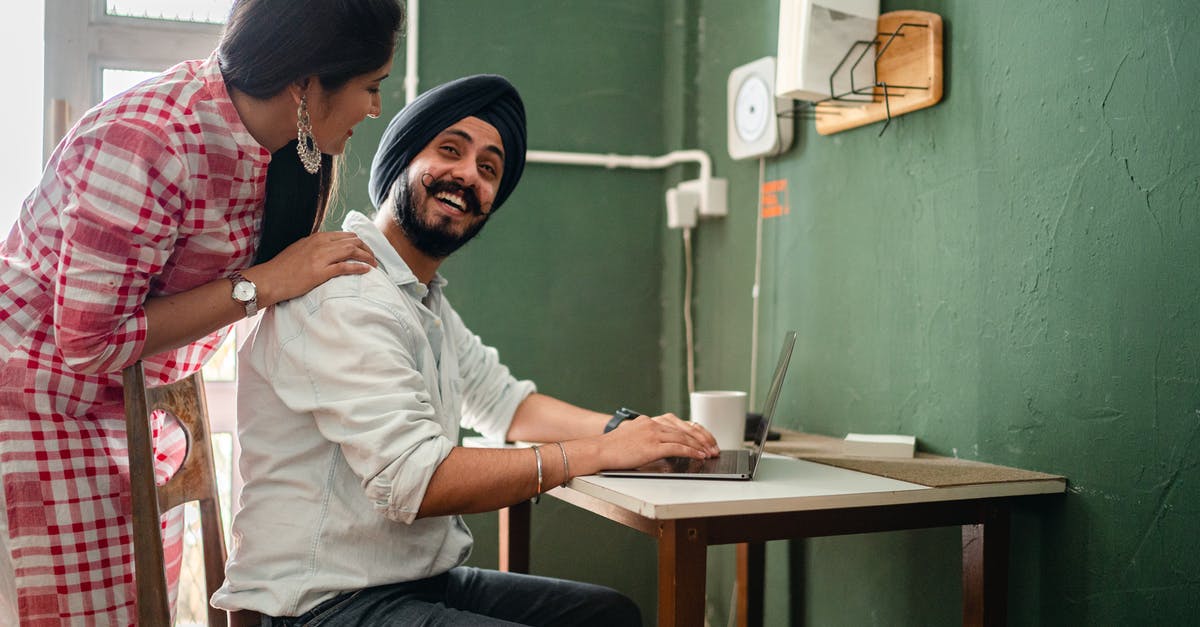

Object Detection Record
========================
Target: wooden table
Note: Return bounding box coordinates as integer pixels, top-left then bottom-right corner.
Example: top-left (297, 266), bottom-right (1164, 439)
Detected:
top-left (499, 437), bottom-right (1065, 627)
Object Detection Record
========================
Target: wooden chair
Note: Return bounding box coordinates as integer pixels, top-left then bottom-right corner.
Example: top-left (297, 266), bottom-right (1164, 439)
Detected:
top-left (123, 361), bottom-right (261, 627)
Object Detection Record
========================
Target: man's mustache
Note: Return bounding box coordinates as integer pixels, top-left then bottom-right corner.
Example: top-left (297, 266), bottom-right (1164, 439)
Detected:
top-left (419, 173), bottom-right (486, 216)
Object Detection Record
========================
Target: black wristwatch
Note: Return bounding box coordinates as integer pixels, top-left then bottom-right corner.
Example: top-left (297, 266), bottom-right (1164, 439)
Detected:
top-left (604, 407), bottom-right (641, 433)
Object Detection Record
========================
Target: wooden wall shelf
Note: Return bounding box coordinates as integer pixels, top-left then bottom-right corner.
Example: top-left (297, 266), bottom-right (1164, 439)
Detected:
top-left (809, 10), bottom-right (944, 136)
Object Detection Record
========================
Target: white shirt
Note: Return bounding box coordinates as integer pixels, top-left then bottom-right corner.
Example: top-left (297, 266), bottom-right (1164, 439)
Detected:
top-left (212, 211), bottom-right (536, 617)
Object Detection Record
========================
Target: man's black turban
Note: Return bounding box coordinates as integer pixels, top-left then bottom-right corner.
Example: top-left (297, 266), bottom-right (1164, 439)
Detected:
top-left (368, 74), bottom-right (527, 212)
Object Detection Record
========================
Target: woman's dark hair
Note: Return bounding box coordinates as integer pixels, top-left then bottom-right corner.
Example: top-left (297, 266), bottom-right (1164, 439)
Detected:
top-left (254, 141), bottom-right (334, 263)
top-left (216, 0), bottom-right (404, 263)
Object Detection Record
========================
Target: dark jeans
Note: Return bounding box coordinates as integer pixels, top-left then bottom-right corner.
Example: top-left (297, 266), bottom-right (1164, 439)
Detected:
top-left (262, 566), bottom-right (642, 627)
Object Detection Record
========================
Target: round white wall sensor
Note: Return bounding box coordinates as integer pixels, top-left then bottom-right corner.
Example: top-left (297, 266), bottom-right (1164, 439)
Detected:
top-left (735, 75), bottom-right (771, 143)
top-left (727, 56), bottom-right (794, 160)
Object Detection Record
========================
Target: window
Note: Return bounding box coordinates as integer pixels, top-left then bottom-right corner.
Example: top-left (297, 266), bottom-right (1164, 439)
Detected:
top-left (101, 69), bottom-right (158, 101)
top-left (43, 0), bottom-right (226, 156)
top-left (104, 0), bottom-right (234, 24)
top-left (201, 329), bottom-right (238, 382)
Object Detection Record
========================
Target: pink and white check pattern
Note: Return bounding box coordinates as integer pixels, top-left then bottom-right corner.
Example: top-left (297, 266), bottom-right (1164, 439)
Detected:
top-left (1, 53), bottom-right (270, 625)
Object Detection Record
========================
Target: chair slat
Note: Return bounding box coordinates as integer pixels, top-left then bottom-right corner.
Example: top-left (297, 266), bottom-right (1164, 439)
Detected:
top-left (124, 362), bottom-right (237, 627)
top-left (122, 362), bottom-right (175, 625)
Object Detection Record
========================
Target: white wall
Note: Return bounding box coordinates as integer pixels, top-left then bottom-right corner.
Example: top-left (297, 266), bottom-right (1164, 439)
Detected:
top-left (0, 1), bottom-right (45, 234)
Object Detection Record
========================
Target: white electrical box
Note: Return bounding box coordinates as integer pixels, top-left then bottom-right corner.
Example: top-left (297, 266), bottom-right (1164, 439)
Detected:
top-left (727, 57), bottom-right (793, 160)
top-left (776, 0), bottom-right (880, 103)
top-left (679, 177), bottom-right (728, 218)
top-left (665, 187), bottom-right (698, 229)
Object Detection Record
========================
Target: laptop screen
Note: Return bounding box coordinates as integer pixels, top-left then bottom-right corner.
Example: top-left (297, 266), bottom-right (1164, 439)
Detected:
top-left (749, 331), bottom-right (797, 471)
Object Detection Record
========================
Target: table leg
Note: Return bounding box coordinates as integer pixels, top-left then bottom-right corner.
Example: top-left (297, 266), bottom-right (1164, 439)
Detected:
top-left (962, 502), bottom-right (1010, 627)
top-left (736, 542), bottom-right (765, 627)
top-left (657, 519), bottom-right (708, 627)
top-left (499, 501), bottom-right (530, 574)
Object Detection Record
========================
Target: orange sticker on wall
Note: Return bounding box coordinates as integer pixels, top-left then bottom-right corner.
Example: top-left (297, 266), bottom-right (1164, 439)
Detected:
top-left (761, 179), bottom-right (789, 218)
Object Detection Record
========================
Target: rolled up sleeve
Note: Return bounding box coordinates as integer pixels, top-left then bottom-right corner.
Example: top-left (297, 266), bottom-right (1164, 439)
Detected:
top-left (445, 307), bottom-right (536, 440)
top-left (268, 280), bottom-right (453, 524)
top-left (53, 119), bottom-right (186, 374)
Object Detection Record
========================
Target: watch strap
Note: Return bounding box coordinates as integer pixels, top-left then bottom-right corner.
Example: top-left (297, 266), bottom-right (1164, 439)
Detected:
top-left (227, 270), bottom-right (258, 317)
top-left (604, 407), bottom-right (641, 433)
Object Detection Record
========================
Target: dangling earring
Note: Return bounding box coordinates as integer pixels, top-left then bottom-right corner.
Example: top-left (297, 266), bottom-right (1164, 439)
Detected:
top-left (296, 94), bottom-right (322, 174)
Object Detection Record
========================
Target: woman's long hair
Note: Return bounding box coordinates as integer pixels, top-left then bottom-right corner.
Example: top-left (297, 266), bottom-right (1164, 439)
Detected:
top-left (216, 0), bottom-right (404, 263)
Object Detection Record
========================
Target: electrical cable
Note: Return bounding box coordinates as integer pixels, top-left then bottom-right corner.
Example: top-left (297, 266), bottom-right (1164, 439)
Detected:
top-left (749, 157), bottom-right (765, 407)
top-left (683, 227), bottom-right (695, 395)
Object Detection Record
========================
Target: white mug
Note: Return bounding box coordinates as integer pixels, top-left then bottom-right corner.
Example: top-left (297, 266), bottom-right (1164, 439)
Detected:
top-left (689, 390), bottom-right (748, 450)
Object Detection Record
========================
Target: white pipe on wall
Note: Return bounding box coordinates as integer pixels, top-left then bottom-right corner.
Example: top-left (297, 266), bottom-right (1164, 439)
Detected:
top-left (527, 149), bottom-right (714, 217)
top-left (527, 149), bottom-right (711, 181)
top-left (404, 0), bottom-right (419, 104)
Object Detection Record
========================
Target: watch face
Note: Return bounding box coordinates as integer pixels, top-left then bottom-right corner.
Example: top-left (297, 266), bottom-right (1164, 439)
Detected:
top-left (735, 75), bottom-right (771, 143)
top-left (232, 281), bottom-right (256, 302)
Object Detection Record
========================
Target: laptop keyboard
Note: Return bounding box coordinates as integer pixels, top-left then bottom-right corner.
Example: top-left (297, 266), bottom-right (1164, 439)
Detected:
top-left (665, 450), bottom-right (742, 474)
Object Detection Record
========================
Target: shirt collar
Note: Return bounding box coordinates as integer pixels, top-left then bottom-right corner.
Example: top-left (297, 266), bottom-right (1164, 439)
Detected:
top-left (201, 51), bottom-right (271, 166)
top-left (341, 211), bottom-right (448, 296)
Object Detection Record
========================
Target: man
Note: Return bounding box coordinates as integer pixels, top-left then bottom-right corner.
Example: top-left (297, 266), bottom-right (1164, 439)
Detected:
top-left (212, 75), bottom-right (719, 626)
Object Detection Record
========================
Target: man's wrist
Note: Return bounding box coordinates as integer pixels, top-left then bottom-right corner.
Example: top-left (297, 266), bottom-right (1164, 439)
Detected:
top-left (604, 407), bottom-right (640, 433)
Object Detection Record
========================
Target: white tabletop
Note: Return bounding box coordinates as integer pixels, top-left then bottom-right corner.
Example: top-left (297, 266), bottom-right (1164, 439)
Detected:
top-left (553, 454), bottom-right (1062, 520)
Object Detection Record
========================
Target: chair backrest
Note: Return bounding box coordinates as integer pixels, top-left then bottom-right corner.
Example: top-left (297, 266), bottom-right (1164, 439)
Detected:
top-left (123, 361), bottom-right (247, 626)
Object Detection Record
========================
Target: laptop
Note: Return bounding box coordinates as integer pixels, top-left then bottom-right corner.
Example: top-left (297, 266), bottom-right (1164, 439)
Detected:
top-left (599, 330), bottom-right (797, 480)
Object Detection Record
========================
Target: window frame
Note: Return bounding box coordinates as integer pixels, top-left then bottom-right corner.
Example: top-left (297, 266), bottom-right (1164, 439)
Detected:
top-left (43, 0), bottom-right (223, 158)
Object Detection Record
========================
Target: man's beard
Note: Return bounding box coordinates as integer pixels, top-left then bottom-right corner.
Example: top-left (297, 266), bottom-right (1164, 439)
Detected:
top-left (390, 170), bottom-right (489, 259)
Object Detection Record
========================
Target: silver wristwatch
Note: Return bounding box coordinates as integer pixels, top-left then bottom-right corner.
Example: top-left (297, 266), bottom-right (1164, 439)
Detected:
top-left (227, 271), bottom-right (258, 317)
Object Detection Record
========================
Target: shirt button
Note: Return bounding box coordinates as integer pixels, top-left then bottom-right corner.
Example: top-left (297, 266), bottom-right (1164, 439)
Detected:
top-left (435, 320), bottom-right (442, 327)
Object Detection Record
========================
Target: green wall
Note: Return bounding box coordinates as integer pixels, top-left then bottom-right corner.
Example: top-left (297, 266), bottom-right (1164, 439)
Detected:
top-left (339, 0), bottom-right (1200, 624)
top-left (663, 0), bottom-right (1200, 625)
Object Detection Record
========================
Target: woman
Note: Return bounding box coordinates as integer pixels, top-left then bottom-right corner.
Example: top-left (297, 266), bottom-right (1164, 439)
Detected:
top-left (0, 0), bottom-right (404, 623)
